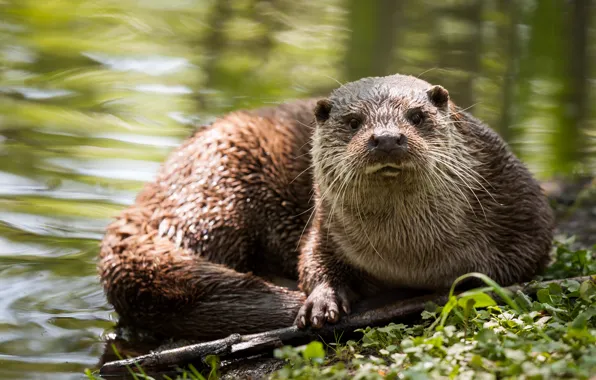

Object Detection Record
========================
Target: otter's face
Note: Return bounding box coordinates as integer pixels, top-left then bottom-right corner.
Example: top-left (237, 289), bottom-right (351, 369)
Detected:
top-left (312, 76), bottom-right (454, 193)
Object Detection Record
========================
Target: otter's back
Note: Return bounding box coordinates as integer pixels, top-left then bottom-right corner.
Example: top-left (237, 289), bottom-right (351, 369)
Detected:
top-left (139, 99), bottom-right (318, 279)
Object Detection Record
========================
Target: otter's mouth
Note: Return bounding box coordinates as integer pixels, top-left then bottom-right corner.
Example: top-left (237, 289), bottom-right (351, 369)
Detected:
top-left (365, 163), bottom-right (403, 177)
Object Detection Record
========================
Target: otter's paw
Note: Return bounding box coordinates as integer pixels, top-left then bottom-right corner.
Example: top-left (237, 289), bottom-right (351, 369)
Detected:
top-left (295, 283), bottom-right (351, 329)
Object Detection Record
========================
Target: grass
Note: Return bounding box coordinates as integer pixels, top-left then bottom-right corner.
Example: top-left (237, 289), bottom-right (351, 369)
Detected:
top-left (271, 238), bottom-right (596, 380)
top-left (85, 238), bottom-right (596, 379)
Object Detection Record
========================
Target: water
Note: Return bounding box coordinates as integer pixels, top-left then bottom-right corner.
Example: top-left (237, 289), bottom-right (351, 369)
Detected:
top-left (0, 0), bottom-right (594, 379)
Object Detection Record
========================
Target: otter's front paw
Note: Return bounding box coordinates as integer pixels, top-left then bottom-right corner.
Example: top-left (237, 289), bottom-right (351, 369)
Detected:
top-left (295, 283), bottom-right (351, 329)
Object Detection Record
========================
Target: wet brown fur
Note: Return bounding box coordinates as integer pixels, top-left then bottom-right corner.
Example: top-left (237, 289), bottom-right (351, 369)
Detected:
top-left (98, 74), bottom-right (554, 339)
top-left (295, 75), bottom-right (554, 327)
top-left (99, 101), bottom-right (316, 340)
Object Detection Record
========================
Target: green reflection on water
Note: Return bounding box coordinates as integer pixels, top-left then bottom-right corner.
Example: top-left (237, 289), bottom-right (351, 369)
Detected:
top-left (0, 0), bottom-right (594, 378)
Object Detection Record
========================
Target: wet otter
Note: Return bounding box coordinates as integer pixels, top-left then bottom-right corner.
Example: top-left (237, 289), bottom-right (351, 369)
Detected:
top-left (98, 74), bottom-right (554, 340)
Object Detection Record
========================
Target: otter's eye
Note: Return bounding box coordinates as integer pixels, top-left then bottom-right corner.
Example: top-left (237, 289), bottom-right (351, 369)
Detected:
top-left (348, 118), bottom-right (361, 131)
top-left (408, 110), bottom-right (425, 126)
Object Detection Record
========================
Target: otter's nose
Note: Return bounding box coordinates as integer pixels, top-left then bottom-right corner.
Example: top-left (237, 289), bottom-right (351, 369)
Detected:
top-left (368, 133), bottom-right (408, 157)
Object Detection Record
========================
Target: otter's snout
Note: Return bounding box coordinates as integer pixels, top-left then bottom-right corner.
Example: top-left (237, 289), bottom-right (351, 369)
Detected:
top-left (368, 133), bottom-right (408, 158)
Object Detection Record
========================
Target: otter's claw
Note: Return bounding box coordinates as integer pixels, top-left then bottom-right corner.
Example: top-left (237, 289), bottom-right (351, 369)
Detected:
top-left (295, 283), bottom-right (351, 329)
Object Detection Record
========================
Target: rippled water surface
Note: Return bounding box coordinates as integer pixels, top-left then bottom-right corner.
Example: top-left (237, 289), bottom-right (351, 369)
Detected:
top-left (0, 1), bottom-right (594, 379)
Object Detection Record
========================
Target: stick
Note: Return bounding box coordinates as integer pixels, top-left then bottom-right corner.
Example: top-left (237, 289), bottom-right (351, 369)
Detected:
top-left (99, 275), bottom-right (594, 375)
top-left (101, 333), bottom-right (242, 374)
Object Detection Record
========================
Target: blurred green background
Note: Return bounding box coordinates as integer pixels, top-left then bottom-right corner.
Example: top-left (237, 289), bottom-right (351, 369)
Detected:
top-left (0, 0), bottom-right (593, 379)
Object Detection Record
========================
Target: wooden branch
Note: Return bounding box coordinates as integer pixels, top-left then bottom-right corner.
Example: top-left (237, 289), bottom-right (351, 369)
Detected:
top-left (100, 275), bottom-right (594, 375)
top-left (101, 333), bottom-right (242, 373)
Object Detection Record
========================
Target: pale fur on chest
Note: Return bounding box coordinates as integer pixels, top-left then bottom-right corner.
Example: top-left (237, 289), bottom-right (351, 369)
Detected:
top-left (327, 190), bottom-right (488, 289)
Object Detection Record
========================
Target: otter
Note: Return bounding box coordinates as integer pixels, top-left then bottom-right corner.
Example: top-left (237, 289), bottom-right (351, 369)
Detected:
top-left (98, 74), bottom-right (554, 340)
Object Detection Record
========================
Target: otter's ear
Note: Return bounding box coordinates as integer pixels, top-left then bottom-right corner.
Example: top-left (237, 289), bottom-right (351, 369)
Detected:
top-left (314, 99), bottom-right (332, 123)
top-left (426, 85), bottom-right (449, 109)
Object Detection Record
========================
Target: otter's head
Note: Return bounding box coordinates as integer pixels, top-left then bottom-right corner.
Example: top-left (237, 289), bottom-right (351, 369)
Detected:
top-left (312, 74), bottom-right (461, 198)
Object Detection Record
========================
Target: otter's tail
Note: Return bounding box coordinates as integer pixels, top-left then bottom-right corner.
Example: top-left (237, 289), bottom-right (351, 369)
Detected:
top-left (98, 206), bottom-right (305, 341)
